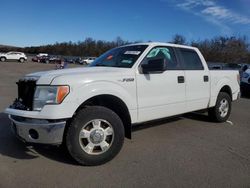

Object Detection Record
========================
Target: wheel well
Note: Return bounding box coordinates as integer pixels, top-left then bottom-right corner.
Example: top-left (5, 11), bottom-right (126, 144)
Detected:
top-left (219, 85), bottom-right (232, 100)
top-left (75, 95), bottom-right (132, 139)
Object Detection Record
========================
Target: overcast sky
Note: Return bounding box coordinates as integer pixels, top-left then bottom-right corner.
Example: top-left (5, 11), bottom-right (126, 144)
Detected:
top-left (0, 0), bottom-right (249, 47)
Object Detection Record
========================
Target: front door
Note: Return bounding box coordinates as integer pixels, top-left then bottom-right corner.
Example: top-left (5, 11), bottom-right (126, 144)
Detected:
top-left (6, 52), bottom-right (16, 60)
top-left (136, 46), bottom-right (186, 122)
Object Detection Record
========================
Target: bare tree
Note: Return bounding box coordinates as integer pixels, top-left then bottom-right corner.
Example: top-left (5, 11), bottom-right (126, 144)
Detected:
top-left (171, 34), bottom-right (186, 45)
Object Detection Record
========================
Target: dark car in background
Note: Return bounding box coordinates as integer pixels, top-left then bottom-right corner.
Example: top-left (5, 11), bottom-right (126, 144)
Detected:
top-left (208, 63), bottom-right (223, 70)
top-left (224, 63), bottom-right (242, 70)
top-left (33, 55), bottom-right (62, 64)
top-left (32, 53), bottom-right (49, 63)
top-left (240, 65), bottom-right (250, 97)
top-left (48, 56), bottom-right (61, 64)
top-left (32, 55), bottom-right (49, 63)
top-left (208, 62), bottom-right (241, 71)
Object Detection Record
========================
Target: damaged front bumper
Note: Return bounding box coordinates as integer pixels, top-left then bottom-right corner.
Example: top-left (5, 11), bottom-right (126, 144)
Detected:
top-left (9, 115), bottom-right (66, 145)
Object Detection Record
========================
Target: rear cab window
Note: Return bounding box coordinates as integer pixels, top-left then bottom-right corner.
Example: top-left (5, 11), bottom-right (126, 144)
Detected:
top-left (178, 48), bottom-right (204, 70)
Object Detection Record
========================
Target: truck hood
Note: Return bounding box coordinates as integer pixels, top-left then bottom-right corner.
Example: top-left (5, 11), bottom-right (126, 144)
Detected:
top-left (25, 67), bottom-right (134, 84)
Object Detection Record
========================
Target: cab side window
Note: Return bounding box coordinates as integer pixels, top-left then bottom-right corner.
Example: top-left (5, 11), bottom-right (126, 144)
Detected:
top-left (179, 49), bottom-right (204, 70)
top-left (141, 46), bottom-right (181, 70)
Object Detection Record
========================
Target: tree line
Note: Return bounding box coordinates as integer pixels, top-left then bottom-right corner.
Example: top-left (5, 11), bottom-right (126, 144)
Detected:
top-left (0, 35), bottom-right (249, 64)
top-left (172, 34), bottom-right (250, 64)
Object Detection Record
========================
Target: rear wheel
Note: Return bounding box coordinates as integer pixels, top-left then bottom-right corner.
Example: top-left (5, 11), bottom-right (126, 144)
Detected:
top-left (66, 106), bottom-right (124, 166)
top-left (208, 92), bottom-right (231, 122)
top-left (19, 58), bottom-right (25, 63)
top-left (0, 57), bottom-right (6, 62)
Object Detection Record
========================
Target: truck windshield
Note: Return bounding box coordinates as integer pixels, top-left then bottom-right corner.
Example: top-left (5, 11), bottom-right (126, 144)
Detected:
top-left (90, 45), bottom-right (148, 68)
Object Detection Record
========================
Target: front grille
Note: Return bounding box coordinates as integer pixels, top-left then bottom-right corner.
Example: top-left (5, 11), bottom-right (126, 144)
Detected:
top-left (11, 79), bottom-right (37, 111)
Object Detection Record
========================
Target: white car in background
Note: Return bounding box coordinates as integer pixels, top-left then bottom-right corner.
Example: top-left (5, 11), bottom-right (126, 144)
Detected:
top-left (37, 53), bottom-right (48, 58)
top-left (82, 57), bottom-right (96, 64)
top-left (0, 51), bottom-right (27, 63)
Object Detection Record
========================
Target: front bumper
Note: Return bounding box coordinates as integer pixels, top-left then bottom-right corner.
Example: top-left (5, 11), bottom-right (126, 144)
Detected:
top-left (9, 115), bottom-right (66, 145)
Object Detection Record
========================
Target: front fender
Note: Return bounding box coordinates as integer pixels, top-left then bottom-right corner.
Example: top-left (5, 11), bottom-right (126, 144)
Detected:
top-left (74, 81), bottom-right (137, 110)
top-left (57, 80), bottom-right (138, 122)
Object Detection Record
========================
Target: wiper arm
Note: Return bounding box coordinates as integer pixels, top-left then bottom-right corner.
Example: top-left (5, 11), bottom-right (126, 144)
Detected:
top-left (93, 64), bottom-right (125, 68)
top-left (94, 64), bottom-right (109, 67)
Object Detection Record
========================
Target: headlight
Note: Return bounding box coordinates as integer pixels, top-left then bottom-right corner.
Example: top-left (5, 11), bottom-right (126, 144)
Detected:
top-left (242, 72), bottom-right (249, 78)
top-left (33, 85), bottom-right (70, 111)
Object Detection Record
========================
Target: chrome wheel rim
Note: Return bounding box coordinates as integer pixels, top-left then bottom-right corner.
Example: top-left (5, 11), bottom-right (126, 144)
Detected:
top-left (219, 98), bottom-right (229, 118)
top-left (79, 119), bottom-right (114, 155)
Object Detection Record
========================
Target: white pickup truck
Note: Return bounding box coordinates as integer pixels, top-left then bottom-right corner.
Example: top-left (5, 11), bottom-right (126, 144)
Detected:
top-left (5, 42), bottom-right (240, 165)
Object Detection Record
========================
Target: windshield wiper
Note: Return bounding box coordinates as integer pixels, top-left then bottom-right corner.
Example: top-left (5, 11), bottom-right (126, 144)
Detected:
top-left (94, 63), bottom-right (110, 67)
top-left (93, 64), bottom-right (126, 68)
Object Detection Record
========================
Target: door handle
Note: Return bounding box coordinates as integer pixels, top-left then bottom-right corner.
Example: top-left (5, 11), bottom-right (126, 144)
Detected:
top-left (177, 76), bottom-right (185, 83)
top-left (204, 75), bottom-right (209, 82)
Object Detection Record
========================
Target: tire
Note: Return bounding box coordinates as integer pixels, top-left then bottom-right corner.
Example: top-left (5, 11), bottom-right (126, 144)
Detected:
top-left (66, 106), bottom-right (125, 166)
top-left (19, 58), bottom-right (25, 63)
top-left (0, 57), bottom-right (6, 62)
top-left (208, 92), bottom-right (231, 122)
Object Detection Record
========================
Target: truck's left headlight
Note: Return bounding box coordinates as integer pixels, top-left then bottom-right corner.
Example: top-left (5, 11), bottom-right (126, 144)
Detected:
top-left (33, 85), bottom-right (70, 111)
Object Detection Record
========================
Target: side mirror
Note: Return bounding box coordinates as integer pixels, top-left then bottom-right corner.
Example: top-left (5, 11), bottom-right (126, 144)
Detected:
top-left (141, 58), bottom-right (165, 74)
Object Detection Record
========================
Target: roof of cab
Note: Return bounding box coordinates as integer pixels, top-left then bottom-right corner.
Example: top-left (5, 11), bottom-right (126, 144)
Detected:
top-left (122, 42), bottom-right (198, 50)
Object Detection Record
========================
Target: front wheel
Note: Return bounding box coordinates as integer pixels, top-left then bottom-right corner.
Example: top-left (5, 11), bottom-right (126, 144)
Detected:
top-left (66, 106), bottom-right (125, 166)
top-left (208, 92), bottom-right (231, 122)
top-left (19, 58), bottom-right (25, 63)
top-left (0, 57), bottom-right (6, 62)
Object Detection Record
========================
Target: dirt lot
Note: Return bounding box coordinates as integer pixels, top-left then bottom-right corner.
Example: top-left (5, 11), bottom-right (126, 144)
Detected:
top-left (0, 61), bottom-right (250, 188)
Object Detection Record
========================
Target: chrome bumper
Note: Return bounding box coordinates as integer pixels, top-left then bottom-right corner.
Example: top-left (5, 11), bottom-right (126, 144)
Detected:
top-left (9, 115), bottom-right (66, 145)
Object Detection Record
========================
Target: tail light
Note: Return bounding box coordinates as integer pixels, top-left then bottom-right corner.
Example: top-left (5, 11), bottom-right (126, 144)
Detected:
top-left (237, 73), bottom-right (240, 85)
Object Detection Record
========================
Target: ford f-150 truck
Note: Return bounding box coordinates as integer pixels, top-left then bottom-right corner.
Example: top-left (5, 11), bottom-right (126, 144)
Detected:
top-left (4, 42), bottom-right (240, 165)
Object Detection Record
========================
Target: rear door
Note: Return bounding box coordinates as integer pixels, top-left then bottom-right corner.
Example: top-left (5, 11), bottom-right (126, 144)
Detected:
top-left (177, 48), bottom-right (210, 112)
top-left (136, 46), bottom-right (186, 122)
